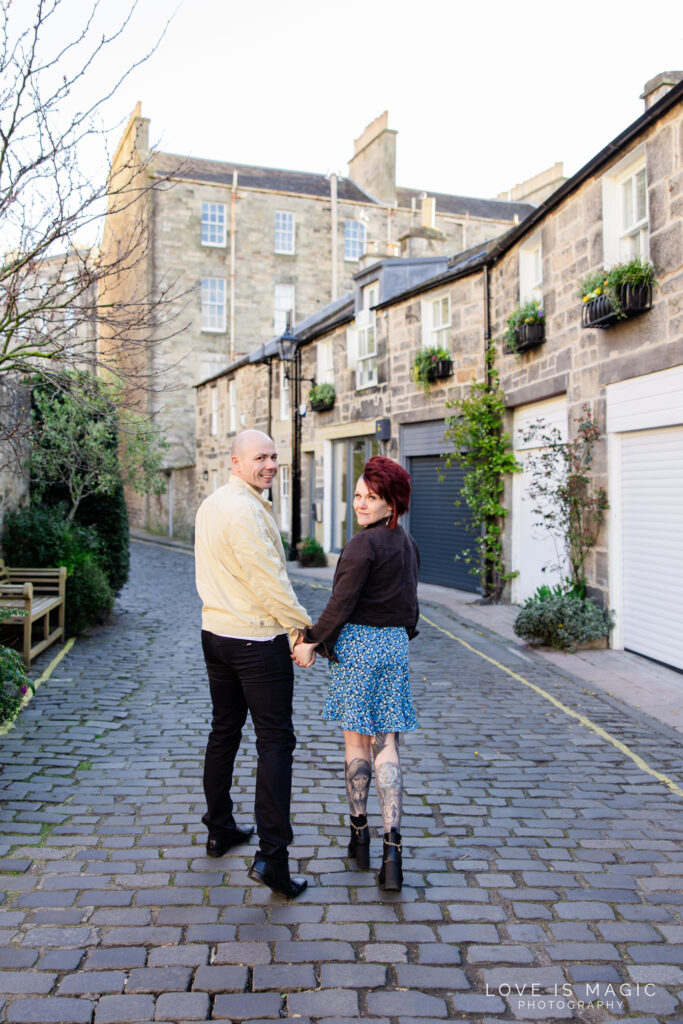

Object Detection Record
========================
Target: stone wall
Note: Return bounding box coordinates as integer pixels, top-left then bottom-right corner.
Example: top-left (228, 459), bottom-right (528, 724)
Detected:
top-left (0, 381), bottom-right (30, 552)
top-left (106, 99), bottom-right (531, 540)
top-left (492, 99), bottom-right (683, 605)
top-left (0, 454), bottom-right (29, 554)
top-left (193, 95), bottom-right (683, 614)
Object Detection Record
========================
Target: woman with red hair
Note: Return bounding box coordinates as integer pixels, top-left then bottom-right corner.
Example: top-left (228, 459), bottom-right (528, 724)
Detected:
top-left (293, 456), bottom-right (420, 891)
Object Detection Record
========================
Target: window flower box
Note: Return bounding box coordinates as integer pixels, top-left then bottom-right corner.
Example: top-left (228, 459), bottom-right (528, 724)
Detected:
top-left (504, 299), bottom-right (545, 354)
top-left (515, 321), bottom-right (545, 349)
top-left (430, 358), bottom-right (453, 381)
top-left (581, 283), bottom-right (653, 329)
top-left (412, 347), bottom-right (452, 392)
top-left (308, 382), bottom-right (336, 413)
top-left (579, 259), bottom-right (656, 330)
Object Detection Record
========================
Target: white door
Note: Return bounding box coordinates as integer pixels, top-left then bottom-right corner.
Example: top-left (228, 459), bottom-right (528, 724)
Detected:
top-left (512, 397), bottom-right (568, 603)
top-left (620, 425), bottom-right (683, 670)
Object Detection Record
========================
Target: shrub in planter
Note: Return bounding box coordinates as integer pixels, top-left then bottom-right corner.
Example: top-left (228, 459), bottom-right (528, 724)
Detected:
top-left (0, 642), bottom-right (32, 725)
top-left (513, 591), bottom-right (613, 652)
top-left (297, 536), bottom-right (327, 568)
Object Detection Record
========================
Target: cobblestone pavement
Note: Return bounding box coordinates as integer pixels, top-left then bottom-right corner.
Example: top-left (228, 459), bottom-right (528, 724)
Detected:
top-left (1, 539), bottom-right (682, 1024)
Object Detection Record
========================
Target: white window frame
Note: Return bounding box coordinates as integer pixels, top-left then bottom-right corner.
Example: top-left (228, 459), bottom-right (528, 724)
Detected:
top-left (274, 211), bottom-right (295, 254)
top-left (316, 339), bottom-right (334, 385)
top-left (420, 291), bottom-right (451, 349)
top-left (201, 202), bottom-right (227, 247)
top-left (201, 277), bottom-right (227, 333)
top-left (280, 363), bottom-right (290, 420)
top-left (519, 235), bottom-right (543, 305)
top-left (602, 147), bottom-right (649, 266)
top-left (228, 379), bottom-right (237, 433)
top-left (619, 165), bottom-right (648, 260)
top-left (279, 465), bottom-right (291, 531)
top-left (344, 219), bottom-right (366, 262)
top-left (274, 283), bottom-right (295, 335)
top-left (210, 387), bottom-right (218, 436)
top-left (354, 283), bottom-right (378, 390)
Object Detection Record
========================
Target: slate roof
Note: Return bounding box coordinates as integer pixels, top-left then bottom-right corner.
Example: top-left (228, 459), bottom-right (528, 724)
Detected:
top-left (396, 186), bottom-right (533, 221)
top-left (154, 152), bottom-right (534, 218)
top-left (154, 153), bottom-right (373, 202)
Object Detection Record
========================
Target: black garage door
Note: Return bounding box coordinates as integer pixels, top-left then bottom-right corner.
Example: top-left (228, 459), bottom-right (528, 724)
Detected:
top-left (408, 455), bottom-right (479, 592)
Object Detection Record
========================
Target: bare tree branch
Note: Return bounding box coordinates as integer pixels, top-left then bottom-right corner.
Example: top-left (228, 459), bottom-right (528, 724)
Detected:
top-left (0, 0), bottom-right (190, 447)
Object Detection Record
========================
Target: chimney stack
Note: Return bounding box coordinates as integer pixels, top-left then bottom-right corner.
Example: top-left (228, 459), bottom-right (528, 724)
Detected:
top-left (348, 112), bottom-right (397, 204)
top-left (641, 71), bottom-right (683, 110)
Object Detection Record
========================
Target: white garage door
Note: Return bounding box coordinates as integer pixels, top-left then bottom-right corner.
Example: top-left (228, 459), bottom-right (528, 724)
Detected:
top-left (621, 425), bottom-right (683, 670)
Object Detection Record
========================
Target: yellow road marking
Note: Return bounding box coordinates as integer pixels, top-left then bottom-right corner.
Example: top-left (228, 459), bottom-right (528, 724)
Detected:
top-left (419, 612), bottom-right (683, 799)
top-left (0, 638), bottom-right (76, 737)
top-left (291, 574), bottom-right (682, 798)
top-left (131, 556), bottom-right (683, 798)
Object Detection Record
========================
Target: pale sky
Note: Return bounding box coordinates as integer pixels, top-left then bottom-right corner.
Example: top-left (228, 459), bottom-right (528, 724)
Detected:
top-left (25, 0), bottom-right (683, 201)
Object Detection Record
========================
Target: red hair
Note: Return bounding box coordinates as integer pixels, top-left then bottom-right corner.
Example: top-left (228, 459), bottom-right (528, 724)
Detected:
top-left (362, 456), bottom-right (412, 529)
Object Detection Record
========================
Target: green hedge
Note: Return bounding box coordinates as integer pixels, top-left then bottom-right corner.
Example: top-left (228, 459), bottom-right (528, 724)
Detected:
top-left (37, 484), bottom-right (129, 593)
top-left (0, 644), bottom-right (32, 725)
top-left (65, 557), bottom-right (115, 636)
top-left (2, 505), bottom-right (114, 637)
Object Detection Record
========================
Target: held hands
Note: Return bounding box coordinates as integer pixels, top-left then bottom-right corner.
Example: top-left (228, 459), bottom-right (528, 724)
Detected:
top-left (292, 635), bottom-right (317, 668)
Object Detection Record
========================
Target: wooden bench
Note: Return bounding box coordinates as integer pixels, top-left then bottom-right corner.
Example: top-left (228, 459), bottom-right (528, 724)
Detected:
top-left (0, 560), bottom-right (67, 668)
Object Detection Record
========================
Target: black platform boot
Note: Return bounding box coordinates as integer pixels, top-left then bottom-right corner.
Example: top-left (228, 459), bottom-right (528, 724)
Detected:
top-left (348, 814), bottom-right (370, 869)
top-left (378, 829), bottom-right (403, 891)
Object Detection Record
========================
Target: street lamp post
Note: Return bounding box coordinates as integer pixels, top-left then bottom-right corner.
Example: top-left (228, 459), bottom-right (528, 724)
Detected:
top-left (277, 317), bottom-right (315, 558)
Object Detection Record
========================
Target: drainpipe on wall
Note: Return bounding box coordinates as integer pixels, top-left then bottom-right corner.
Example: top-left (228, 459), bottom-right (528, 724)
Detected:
top-left (267, 358), bottom-right (273, 438)
top-left (166, 470), bottom-right (173, 538)
top-left (229, 170), bottom-right (238, 363)
top-left (483, 261), bottom-right (494, 598)
top-left (483, 263), bottom-right (491, 384)
top-left (330, 173), bottom-right (338, 301)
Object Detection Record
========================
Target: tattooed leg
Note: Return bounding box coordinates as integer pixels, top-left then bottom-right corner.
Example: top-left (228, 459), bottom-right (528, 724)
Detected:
top-left (343, 731), bottom-right (372, 818)
top-left (344, 757), bottom-right (371, 817)
top-left (372, 732), bottom-right (403, 832)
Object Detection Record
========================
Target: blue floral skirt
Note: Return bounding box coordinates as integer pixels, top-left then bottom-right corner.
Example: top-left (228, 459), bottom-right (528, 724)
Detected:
top-left (324, 623), bottom-right (419, 735)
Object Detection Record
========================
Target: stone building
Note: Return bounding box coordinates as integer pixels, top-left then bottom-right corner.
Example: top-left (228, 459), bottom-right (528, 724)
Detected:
top-left (103, 108), bottom-right (534, 537)
top-left (196, 73), bottom-right (683, 671)
top-left (0, 247), bottom-right (98, 540)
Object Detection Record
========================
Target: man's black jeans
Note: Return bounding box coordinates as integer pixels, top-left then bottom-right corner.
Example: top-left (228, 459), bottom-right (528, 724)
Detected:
top-left (201, 630), bottom-right (296, 865)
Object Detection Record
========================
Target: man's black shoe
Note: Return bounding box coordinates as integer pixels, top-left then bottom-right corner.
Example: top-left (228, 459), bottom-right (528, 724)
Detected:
top-left (247, 857), bottom-right (308, 898)
top-left (206, 824), bottom-right (255, 858)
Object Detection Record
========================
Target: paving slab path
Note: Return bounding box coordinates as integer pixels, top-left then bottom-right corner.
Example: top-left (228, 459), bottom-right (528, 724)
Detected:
top-left (1, 538), bottom-right (682, 1024)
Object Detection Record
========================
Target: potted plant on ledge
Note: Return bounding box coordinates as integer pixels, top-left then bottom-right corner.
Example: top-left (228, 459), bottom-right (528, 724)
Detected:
top-left (412, 345), bottom-right (453, 392)
top-left (504, 299), bottom-right (545, 354)
top-left (308, 382), bottom-right (336, 413)
top-left (580, 257), bottom-right (657, 329)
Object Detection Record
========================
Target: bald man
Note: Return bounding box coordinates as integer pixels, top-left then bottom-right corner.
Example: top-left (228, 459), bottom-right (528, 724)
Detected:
top-left (195, 430), bottom-right (312, 898)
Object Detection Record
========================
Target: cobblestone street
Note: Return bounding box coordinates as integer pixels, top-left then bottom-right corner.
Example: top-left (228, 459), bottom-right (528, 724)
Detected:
top-left (1, 539), bottom-right (682, 1023)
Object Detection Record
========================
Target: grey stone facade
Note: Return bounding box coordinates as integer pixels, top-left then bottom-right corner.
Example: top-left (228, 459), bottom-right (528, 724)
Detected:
top-left (196, 78), bottom-right (683, 664)
top-left (104, 108), bottom-right (532, 538)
